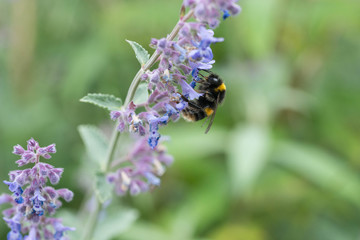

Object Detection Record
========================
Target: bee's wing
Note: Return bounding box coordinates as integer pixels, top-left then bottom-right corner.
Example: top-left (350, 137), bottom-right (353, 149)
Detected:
top-left (204, 94), bottom-right (220, 134)
top-left (204, 109), bottom-right (216, 134)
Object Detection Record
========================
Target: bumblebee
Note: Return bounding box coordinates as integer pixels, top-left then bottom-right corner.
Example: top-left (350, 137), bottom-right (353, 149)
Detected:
top-left (181, 71), bottom-right (226, 133)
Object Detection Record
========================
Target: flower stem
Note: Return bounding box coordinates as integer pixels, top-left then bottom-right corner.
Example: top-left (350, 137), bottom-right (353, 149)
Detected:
top-left (80, 198), bottom-right (100, 240)
top-left (124, 9), bottom-right (194, 106)
top-left (81, 8), bottom-right (194, 240)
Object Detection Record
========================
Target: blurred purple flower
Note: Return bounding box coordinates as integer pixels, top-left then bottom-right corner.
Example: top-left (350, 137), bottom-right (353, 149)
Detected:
top-left (107, 137), bottom-right (173, 196)
top-left (1, 138), bottom-right (74, 240)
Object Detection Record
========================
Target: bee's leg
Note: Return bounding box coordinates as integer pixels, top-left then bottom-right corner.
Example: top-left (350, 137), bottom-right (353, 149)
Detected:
top-left (177, 92), bottom-right (203, 110)
top-left (201, 69), bottom-right (212, 74)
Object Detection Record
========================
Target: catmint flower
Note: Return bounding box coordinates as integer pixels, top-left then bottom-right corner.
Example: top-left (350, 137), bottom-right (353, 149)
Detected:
top-left (107, 137), bottom-right (173, 196)
top-left (1, 138), bottom-right (75, 240)
top-left (108, 0), bottom-right (241, 195)
top-left (184, 0), bottom-right (241, 28)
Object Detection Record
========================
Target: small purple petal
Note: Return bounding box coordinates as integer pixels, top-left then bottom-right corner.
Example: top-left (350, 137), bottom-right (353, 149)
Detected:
top-left (228, 3), bottom-right (242, 15)
top-left (12, 145), bottom-right (25, 155)
top-left (48, 172), bottom-right (60, 185)
top-left (24, 227), bottom-right (37, 240)
top-left (222, 9), bottom-right (230, 20)
top-left (0, 194), bottom-right (14, 205)
top-left (27, 138), bottom-right (39, 151)
top-left (110, 111), bottom-right (121, 120)
top-left (148, 132), bottom-right (160, 149)
top-left (129, 182), bottom-right (141, 196)
top-left (44, 187), bottom-right (57, 199)
top-left (157, 38), bottom-right (167, 49)
top-left (45, 144), bottom-right (56, 153)
top-left (179, 79), bottom-right (203, 100)
top-left (144, 172), bottom-right (161, 186)
top-left (57, 189), bottom-right (74, 202)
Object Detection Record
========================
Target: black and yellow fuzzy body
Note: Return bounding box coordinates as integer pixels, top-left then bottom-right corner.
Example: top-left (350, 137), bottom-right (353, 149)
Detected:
top-left (181, 72), bottom-right (226, 133)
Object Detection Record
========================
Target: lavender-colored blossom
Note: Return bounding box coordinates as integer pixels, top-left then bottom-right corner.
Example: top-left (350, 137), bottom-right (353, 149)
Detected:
top-left (179, 79), bottom-right (203, 100)
top-left (107, 137), bottom-right (174, 196)
top-left (1, 139), bottom-right (74, 240)
top-left (184, 0), bottom-right (241, 28)
top-left (108, 0), bottom-right (241, 195)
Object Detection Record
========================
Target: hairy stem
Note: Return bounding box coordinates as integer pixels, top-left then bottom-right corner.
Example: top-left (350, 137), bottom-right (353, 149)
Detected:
top-left (81, 8), bottom-right (194, 240)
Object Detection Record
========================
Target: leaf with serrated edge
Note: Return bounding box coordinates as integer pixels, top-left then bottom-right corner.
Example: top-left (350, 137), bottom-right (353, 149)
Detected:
top-left (133, 83), bottom-right (149, 105)
top-left (94, 172), bottom-right (113, 204)
top-left (78, 125), bottom-right (109, 166)
top-left (126, 40), bottom-right (150, 66)
top-left (80, 93), bottom-right (122, 111)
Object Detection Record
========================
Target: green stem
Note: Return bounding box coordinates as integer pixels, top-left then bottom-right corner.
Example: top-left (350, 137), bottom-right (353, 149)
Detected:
top-left (102, 124), bottom-right (121, 172)
top-left (81, 8), bottom-right (194, 240)
top-left (124, 9), bottom-right (194, 106)
top-left (81, 198), bottom-right (100, 240)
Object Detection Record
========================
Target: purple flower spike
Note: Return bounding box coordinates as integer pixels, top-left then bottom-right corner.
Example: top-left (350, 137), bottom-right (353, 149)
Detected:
top-left (13, 138), bottom-right (57, 167)
top-left (106, 0), bottom-right (241, 198)
top-left (2, 139), bottom-right (74, 239)
top-left (107, 137), bottom-right (173, 196)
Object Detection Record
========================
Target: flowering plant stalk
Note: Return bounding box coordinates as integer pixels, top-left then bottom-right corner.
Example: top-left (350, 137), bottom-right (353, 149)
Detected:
top-left (1, 138), bottom-right (74, 240)
top-left (0, 0), bottom-right (241, 239)
top-left (79, 0), bottom-right (241, 239)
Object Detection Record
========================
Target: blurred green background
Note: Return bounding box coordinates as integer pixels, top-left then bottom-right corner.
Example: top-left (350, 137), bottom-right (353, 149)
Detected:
top-left (1, 0), bottom-right (360, 239)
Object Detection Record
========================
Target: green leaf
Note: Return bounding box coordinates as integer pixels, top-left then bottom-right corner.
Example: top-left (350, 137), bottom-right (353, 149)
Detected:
top-left (272, 141), bottom-right (360, 207)
top-left (93, 206), bottom-right (138, 240)
top-left (133, 83), bottom-right (149, 105)
top-left (78, 125), bottom-right (109, 166)
top-left (80, 93), bottom-right (122, 111)
top-left (170, 171), bottom-right (228, 239)
top-left (119, 223), bottom-right (172, 240)
top-left (126, 40), bottom-right (150, 66)
top-left (94, 172), bottom-right (113, 204)
top-left (227, 124), bottom-right (270, 197)
top-left (239, 0), bottom-right (280, 58)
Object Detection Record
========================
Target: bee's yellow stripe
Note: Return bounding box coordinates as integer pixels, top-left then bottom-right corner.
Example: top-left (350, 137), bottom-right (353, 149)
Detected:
top-left (205, 107), bottom-right (214, 116)
top-left (215, 83), bottom-right (226, 92)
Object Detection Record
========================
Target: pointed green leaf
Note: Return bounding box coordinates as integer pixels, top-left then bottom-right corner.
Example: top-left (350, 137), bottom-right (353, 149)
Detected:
top-left (94, 172), bottom-right (113, 204)
top-left (228, 124), bottom-right (270, 197)
top-left (93, 206), bottom-right (138, 240)
top-left (80, 93), bottom-right (122, 111)
top-left (272, 141), bottom-right (360, 207)
top-left (78, 125), bottom-right (109, 166)
top-left (133, 83), bottom-right (149, 105)
top-left (126, 40), bottom-right (150, 66)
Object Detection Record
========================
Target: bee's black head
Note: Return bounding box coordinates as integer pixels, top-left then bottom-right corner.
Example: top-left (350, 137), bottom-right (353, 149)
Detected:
top-left (207, 73), bottom-right (223, 87)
